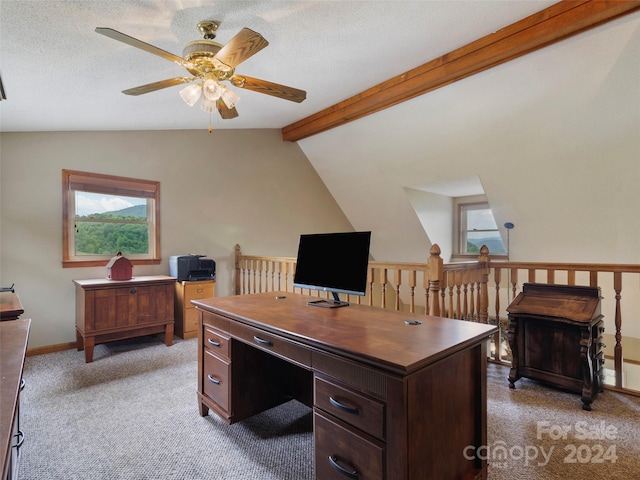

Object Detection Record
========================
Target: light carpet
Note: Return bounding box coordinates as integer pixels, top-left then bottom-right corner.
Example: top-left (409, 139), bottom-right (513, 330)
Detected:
top-left (18, 336), bottom-right (640, 479)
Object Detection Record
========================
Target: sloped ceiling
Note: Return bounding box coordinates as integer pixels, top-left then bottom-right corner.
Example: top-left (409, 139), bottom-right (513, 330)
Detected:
top-left (1, 1), bottom-right (639, 265)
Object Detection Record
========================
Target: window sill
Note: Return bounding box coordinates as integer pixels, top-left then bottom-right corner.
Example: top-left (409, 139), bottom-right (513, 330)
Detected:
top-left (62, 258), bottom-right (161, 268)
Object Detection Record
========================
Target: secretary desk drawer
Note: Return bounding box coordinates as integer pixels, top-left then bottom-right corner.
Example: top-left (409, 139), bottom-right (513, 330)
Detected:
top-left (203, 349), bottom-right (230, 413)
top-left (314, 410), bottom-right (384, 480)
top-left (315, 376), bottom-right (385, 440)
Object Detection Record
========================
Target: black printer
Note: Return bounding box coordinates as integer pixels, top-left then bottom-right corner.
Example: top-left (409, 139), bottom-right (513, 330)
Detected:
top-left (169, 255), bottom-right (216, 282)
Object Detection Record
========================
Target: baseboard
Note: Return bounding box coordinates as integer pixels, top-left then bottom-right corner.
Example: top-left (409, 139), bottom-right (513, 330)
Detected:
top-left (27, 341), bottom-right (77, 357)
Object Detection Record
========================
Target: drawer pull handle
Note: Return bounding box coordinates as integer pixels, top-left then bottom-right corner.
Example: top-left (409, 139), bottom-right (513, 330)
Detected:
top-left (253, 335), bottom-right (273, 347)
top-left (130, 288), bottom-right (137, 294)
top-left (207, 375), bottom-right (221, 385)
top-left (207, 338), bottom-right (221, 348)
top-left (328, 455), bottom-right (359, 479)
top-left (20, 378), bottom-right (25, 391)
top-left (329, 396), bottom-right (359, 414)
top-left (13, 430), bottom-right (25, 449)
top-left (599, 342), bottom-right (606, 349)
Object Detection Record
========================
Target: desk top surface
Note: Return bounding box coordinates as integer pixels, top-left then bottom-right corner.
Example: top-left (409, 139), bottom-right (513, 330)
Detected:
top-left (193, 292), bottom-right (497, 375)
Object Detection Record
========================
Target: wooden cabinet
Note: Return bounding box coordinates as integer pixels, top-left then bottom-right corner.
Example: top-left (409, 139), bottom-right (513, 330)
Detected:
top-left (194, 292), bottom-right (497, 480)
top-left (174, 280), bottom-right (215, 339)
top-left (507, 283), bottom-right (605, 410)
top-left (73, 275), bottom-right (175, 363)
top-left (1, 318), bottom-right (30, 480)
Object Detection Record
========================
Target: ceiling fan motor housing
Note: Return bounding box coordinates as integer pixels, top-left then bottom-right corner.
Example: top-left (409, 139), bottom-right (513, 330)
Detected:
top-left (183, 40), bottom-right (232, 78)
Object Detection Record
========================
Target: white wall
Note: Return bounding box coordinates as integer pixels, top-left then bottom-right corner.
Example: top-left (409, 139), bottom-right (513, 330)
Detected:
top-left (298, 14), bottom-right (640, 266)
top-left (0, 129), bottom-right (353, 348)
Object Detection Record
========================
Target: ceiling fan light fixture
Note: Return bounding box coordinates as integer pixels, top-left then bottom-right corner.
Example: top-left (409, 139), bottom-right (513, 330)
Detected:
top-left (179, 83), bottom-right (202, 106)
top-left (201, 97), bottom-right (217, 113)
top-left (220, 86), bottom-right (240, 109)
top-left (202, 78), bottom-right (223, 101)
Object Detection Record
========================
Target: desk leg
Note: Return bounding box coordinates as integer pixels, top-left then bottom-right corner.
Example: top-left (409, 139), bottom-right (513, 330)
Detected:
top-left (164, 323), bottom-right (174, 346)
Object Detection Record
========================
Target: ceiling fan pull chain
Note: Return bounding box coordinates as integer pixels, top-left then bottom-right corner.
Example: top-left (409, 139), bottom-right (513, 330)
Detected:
top-left (208, 112), bottom-right (213, 133)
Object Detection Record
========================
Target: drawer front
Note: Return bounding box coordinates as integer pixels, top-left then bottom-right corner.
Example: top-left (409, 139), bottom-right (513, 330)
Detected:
top-left (314, 410), bottom-right (384, 480)
top-left (184, 308), bottom-right (200, 333)
top-left (203, 325), bottom-right (230, 359)
top-left (315, 376), bottom-right (385, 440)
top-left (230, 322), bottom-right (311, 368)
top-left (185, 282), bottom-right (215, 303)
top-left (201, 311), bottom-right (230, 333)
top-left (203, 349), bottom-right (230, 413)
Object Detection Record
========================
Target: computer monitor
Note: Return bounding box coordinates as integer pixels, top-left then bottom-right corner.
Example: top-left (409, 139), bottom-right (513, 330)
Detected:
top-left (293, 231), bottom-right (371, 308)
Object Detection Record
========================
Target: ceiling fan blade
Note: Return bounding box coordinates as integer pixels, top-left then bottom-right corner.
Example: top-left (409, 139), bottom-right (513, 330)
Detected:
top-left (0, 72), bottom-right (6, 101)
top-left (122, 77), bottom-right (195, 96)
top-left (216, 98), bottom-right (239, 119)
top-left (96, 27), bottom-right (189, 67)
top-left (213, 28), bottom-right (269, 70)
top-left (229, 75), bottom-right (306, 103)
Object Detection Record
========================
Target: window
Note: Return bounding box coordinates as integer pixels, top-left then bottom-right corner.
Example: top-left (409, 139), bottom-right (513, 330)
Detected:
top-left (62, 170), bottom-right (160, 267)
top-left (458, 202), bottom-right (506, 256)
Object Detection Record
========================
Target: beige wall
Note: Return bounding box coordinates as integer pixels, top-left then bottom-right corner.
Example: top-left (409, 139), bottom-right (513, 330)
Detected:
top-left (0, 129), bottom-right (353, 348)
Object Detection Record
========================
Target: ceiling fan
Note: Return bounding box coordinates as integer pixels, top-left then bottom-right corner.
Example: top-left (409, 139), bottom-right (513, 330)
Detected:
top-left (95, 21), bottom-right (306, 122)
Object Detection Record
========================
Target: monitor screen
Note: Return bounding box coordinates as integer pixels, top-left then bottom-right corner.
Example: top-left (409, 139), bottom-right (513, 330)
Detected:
top-left (293, 231), bottom-right (371, 308)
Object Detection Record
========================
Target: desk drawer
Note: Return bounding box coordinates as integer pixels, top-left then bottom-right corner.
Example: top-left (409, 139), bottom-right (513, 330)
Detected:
top-left (230, 322), bottom-right (311, 368)
top-left (315, 376), bottom-right (385, 440)
top-left (201, 310), bottom-right (230, 333)
top-left (314, 410), bottom-right (384, 480)
top-left (203, 325), bottom-right (230, 359)
top-left (203, 349), bottom-right (230, 413)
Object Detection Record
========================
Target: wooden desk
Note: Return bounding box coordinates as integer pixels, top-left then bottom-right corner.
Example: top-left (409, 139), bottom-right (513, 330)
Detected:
top-left (1, 318), bottom-right (31, 480)
top-left (73, 276), bottom-right (175, 363)
top-left (193, 292), bottom-right (497, 480)
top-left (0, 293), bottom-right (24, 321)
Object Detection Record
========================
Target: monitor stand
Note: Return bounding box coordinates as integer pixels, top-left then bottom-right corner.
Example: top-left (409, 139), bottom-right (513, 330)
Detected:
top-left (308, 292), bottom-right (349, 308)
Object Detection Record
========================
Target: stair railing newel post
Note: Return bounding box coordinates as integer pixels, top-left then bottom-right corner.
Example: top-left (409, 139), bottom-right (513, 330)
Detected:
top-left (234, 244), bottom-right (242, 295)
top-left (427, 244), bottom-right (443, 317)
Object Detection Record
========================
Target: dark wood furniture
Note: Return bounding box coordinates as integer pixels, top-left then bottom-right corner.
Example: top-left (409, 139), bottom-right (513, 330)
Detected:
top-left (174, 280), bottom-right (215, 339)
top-left (73, 275), bottom-right (175, 363)
top-left (193, 292), bottom-right (497, 480)
top-left (507, 283), bottom-right (605, 410)
top-left (1, 318), bottom-right (31, 480)
top-left (0, 293), bottom-right (24, 321)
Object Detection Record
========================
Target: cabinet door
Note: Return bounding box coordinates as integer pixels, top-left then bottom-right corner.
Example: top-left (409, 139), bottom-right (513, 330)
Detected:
top-left (93, 288), bottom-right (135, 330)
top-left (132, 286), bottom-right (154, 324)
top-left (153, 284), bottom-right (174, 323)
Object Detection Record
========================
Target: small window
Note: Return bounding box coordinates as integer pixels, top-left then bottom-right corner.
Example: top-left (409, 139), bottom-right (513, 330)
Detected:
top-left (62, 170), bottom-right (160, 267)
top-left (459, 202), bottom-right (506, 255)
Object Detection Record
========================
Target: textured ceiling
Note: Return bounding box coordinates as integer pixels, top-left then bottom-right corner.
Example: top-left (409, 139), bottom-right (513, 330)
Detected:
top-left (0, 0), bottom-right (558, 133)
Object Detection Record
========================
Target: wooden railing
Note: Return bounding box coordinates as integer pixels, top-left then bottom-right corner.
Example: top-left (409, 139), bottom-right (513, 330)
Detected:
top-left (234, 244), bottom-right (640, 397)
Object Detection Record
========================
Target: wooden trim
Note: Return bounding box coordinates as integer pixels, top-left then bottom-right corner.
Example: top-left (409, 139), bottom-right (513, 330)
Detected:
top-left (62, 169), bottom-right (161, 267)
top-left (27, 341), bottom-right (77, 357)
top-left (282, 0), bottom-right (640, 142)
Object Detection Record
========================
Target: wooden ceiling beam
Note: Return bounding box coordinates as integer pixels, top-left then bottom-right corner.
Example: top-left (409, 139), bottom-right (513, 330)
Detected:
top-left (282, 0), bottom-right (640, 142)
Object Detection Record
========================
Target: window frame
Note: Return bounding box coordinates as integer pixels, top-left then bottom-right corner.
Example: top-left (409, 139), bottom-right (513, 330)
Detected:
top-left (62, 169), bottom-right (161, 268)
top-left (456, 201), bottom-right (507, 258)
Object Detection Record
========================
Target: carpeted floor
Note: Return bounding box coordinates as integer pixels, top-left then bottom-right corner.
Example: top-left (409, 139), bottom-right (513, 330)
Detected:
top-left (18, 336), bottom-right (640, 479)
